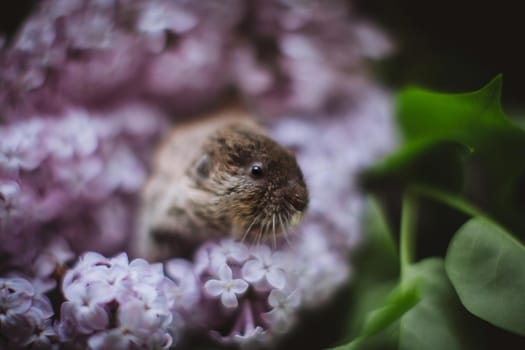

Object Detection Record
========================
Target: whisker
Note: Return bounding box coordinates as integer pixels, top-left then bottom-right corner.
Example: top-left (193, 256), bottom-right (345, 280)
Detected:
top-left (256, 217), bottom-right (268, 247)
top-left (271, 214), bottom-right (277, 249)
top-left (241, 212), bottom-right (262, 243)
top-left (261, 217), bottom-right (271, 246)
top-left (278, 213), bottom-right (292, 247)
top-left (286, 210), bottom-right (302, 239)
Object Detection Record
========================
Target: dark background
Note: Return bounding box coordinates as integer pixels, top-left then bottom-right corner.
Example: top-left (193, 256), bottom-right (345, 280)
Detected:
top-left (2, 0), bottom-right (523, 109)
top-left (353, 0), bottom-right (524, 110)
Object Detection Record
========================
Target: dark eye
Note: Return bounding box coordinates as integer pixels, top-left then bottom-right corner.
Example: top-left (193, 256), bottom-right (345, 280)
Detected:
top-left (250, 163), bottom-right (264, 178)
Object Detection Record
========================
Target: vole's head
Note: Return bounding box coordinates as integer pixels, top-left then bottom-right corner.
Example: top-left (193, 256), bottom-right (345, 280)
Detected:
top-left (191, 123), bottom-right (308, 243)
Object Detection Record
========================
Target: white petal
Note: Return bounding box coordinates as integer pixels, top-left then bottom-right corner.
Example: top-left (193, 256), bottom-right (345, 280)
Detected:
top-left (253, 245), bottom-right (272, 261)
top-left (109, 252), bottom-right (128, 267)
top-left (231, 279), bottom-right (249, 294)
top-left (241, 260), bottom-right (264, 283)
top-left (204, 280), bottom-right (225, 297)
top-left (287, 290), bottom-right (302, 308)
top-left (218, 264), bottom-right (233, 281)
top-left (266, 268), bottom-right (286, 290)
top-left (267, 289), bottom-right (286, 309)
top-left (221, 290), bottom-right (239, 308)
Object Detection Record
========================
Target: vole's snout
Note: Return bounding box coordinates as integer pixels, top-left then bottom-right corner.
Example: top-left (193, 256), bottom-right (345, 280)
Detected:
top-left (273, 180), bottom-right (308, 213)
top-left (288, 182), bottom-right (308, 213)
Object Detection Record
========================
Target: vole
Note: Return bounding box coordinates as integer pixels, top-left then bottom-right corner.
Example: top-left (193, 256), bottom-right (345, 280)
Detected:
top-left (132, 105), bottom-right (308, 261)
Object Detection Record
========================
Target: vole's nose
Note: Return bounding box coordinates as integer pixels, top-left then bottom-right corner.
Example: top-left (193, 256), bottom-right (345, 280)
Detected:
top-left (287, 181), bottom-right (308, 212)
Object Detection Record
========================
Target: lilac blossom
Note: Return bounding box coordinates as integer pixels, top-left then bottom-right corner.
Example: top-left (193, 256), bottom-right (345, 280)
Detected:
top-left (186, 233), bottom-right (351, 348)
top-left (0, 0), bottom-right (389, 119)
top-left (0, 106), bottom-right (164, 271)
top-left (32, 237), bottom-right (76, 293)
top-left (58, 252), bottom-right (180, 349)
top-left (0, 277), bottom-right (56, 349)
top-left (205, 265), bottom-right (249, 308)
top-left (263, 289), bottom-right (301, 333)
top-left (241, 246), bottom-right (287, 290)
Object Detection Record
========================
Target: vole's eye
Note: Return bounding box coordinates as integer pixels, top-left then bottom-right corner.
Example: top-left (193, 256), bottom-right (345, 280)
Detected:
top-left (196, 154), bottom-right (210, 178)
top-left (250, 163), bottom-right (264, 178)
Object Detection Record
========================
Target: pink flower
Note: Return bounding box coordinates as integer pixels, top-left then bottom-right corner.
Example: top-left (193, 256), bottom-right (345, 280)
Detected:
top-left (241, 246), bottom-right (286, 290)
top-left (204, 265), bottom-right (249, 308)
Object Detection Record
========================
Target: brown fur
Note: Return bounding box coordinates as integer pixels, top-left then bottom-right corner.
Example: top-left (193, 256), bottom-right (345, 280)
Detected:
top-left (132, 105), bottom-right (308, 261)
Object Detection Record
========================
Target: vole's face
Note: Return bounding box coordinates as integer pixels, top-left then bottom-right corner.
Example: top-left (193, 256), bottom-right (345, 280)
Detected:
top-left (196, 124), bottom-right (308, 242)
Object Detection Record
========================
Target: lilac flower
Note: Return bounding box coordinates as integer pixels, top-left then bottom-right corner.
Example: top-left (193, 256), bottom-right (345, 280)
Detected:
top-left (205, 265), bottom-right (249, 308)
top-left (0, 120), bottom-right (45, 175)
top-left (45, 111), bottom-right (98, 160)
top-left (241, 246), bottom-right (286, 290)
top-left (0, 105), bottom-right (164, 272)
top-left (59, 252), bottom-right (180, 349)
top-left (191, 233), bottom-right (352, 348)
top-left (32, 237), bottom-right (75, 293)
top-left (20, 318), bottom-right (57, 349)
top-left (62, 284), bottom-right (112, 334)
top-left (136, 1), bottom-right (197, 53)
top-left (96, 144), bottom-right (146, 194)
top-left (263, 289), bottom-right (301, 333)
top-left (165, 259), bottom-right (200, 312)
top-left (233, 324), bottom-right (267, 350)
top-left (87, 300), bottom-right (172, 350)
top-left (209, 239), bottom-right (250, 268)
top-left (0, 180), bottom-right (23, 234)
top-left (0, 278), bottom-right (34, 326)
top-left (0, 277), bottom-right (55, 348)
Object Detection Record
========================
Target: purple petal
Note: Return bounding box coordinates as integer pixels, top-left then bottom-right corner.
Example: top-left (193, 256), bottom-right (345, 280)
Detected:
top-left (109, 252), bottom-right (129, 267)
top-left (204, 280), bottom-right (225, 297)
top-left (118, 300), bottom-right (146, 332)
top-left (266, 268), bottom-right (286, 290)
top-left (88, 329), bottom-right (135, 350)
top-left (29, 294), bottom-right (54, 319)
top-left (267, 289), bottom-right (285, 309)
top-left (76, 304), bottom-right (109, 334)
top-left (218, 264), bottom-right (233, 281)
top-left (231, 279), bottom-right (249, 294)
top-left (221, 290), bottom-right (239, 308)
top-left (241, 260), bottom-right (264, 283)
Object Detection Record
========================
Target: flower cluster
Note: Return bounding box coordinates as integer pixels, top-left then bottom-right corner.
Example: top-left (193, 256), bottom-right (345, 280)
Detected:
top-left (0, 277), bottom-right (56, 349)
top-left (183, 234), bottom-right (350, 349)
top-left (0, 106), bottom-right (165, 273)
top-left (0, 0), bottom-right (390, 120)
top-left (232, 0), bottom-right (392, 116)
top-left (57, 252), bottom-right (182, 349)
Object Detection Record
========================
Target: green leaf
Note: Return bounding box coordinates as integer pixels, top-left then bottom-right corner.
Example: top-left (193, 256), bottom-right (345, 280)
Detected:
top-left (361, 281), bottom-right (420, 339)
top-left (396, 75), bottom-right (525, 234)
top-left (353, 198), bottom-right (399, 287)
top-left (397, 76), bottom-right (525, 180)
top-left (400, 258), bottom-right (482, 350)
top-left (327, 199), bottom-right (407, 350)
top-left (445, 218), bottom-right (525, 336)
top-left (398, 75), bottom-right (507, 142)
top-left (328, 280), bottom-right (420, 350)
top-left (341, 198), bottom-right (399, 338)
top-left (365, 140), bottom-right (469, 192)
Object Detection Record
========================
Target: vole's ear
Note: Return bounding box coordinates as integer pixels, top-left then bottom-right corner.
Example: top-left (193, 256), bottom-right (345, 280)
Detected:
top-left (195, 153), bottom-right (211, 178)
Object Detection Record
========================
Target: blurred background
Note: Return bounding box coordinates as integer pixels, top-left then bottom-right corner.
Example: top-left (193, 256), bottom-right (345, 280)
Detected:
top-left (2, 0), bottom-right (523, 107)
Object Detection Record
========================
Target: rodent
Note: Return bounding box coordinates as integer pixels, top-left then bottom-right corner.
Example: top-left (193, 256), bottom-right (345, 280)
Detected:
top-left (132, 104), bottom-right (308, 261)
